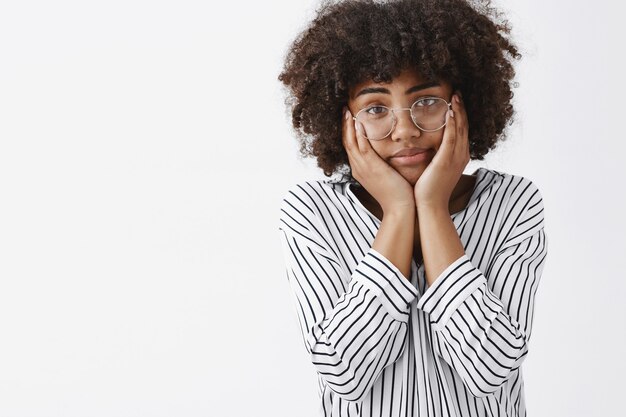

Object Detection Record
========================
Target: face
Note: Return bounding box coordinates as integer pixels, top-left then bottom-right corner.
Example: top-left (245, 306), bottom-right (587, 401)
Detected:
top-left (347, 67), bottom-right (454, 186)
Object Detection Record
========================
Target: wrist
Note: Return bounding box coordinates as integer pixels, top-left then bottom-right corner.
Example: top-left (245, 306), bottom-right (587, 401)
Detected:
top-left (416, 201), bottom-right (448, 215)
top-left (382, 201), bottom-right (416, 216)
top-left (382, 205), bottom-right (416, 222)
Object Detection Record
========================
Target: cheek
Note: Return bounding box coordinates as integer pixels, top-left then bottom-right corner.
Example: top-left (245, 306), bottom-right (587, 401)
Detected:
top-left (369, 142), bottom-right (388, 159)
top-left (433, 132), bottom-right (446, 151)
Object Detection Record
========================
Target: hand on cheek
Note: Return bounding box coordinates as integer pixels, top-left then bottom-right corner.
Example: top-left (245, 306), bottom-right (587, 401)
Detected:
top-left (342, 107), bottom-right (416, 213)
top-left (414, 91), bottom-right (470, 209)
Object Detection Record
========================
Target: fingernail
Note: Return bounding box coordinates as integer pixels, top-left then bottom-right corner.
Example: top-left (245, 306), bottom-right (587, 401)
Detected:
top-left (454, 95), bottom-right (460, 103)
top-left (448, 109), bottom-right (455, 118)
top-left (345, 109), bottom-right (350, 120)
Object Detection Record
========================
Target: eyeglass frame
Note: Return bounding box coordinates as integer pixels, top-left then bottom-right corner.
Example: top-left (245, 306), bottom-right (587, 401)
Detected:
top-left (351, 95), bottom-right (453, 141)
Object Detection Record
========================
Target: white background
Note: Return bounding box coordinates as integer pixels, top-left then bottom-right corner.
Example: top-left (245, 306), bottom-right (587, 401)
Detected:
top-left (1, 0), bottom-right (624, 416)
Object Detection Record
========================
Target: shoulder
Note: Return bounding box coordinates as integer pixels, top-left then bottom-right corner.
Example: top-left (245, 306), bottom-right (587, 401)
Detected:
top-left (483, 168), bottom-right (546, 243)
top-left (277, 178), bottom-right (349, 242)
top-left (278, 179), bottom-right (344, 217)
top-left (494, 169), bottom-right (544, 211)
top-left (480, 168), bottom-right (544, 208)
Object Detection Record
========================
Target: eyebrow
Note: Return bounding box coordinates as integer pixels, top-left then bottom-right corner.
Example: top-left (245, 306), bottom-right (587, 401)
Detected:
top-left (354, 80), bottom-right (441, 98)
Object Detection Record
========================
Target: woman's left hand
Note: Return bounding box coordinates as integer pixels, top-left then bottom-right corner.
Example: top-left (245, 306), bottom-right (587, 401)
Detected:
top-left (414, 91), bottom-right (470, 208)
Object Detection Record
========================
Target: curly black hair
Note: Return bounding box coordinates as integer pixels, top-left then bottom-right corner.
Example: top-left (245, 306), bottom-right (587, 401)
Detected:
top-left (277, 0), bottom-right (521, 180)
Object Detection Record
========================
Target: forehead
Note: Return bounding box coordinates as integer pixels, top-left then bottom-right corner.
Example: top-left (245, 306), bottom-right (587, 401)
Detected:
top-left (350, 68), bottom-right (445, 100)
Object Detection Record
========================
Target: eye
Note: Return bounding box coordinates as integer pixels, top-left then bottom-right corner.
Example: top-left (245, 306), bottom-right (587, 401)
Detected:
top-left (414, 97), bottom-right (439, 107)
top-left (365, 105), bottom-right (388, 115)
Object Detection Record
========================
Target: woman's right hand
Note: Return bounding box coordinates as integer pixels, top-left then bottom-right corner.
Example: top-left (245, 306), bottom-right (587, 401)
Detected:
top-left (342, 107), bottom-right (416, 215)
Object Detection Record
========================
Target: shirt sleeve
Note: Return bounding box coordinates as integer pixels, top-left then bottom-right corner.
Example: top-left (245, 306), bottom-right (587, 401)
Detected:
top-left (415, 182), bottom-right (548, 398)
top-left (278, 222), bottom-right (418, 402)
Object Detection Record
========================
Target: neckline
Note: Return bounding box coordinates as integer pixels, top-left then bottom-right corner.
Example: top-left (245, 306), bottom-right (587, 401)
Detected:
top-left (450, 167), bottom-right (484, 216)
top-left (346, 167), bottom-right (488, 224)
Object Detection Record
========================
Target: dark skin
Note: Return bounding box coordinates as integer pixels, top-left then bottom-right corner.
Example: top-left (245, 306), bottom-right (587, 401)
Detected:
top-left (343, 67), bottom-right (475, 282)
top-left (351, 173), bottom-right (476, 264)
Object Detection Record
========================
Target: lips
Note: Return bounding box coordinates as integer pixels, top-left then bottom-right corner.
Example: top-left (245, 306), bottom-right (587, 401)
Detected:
top-left (392, 147), bottom-right (429, 158)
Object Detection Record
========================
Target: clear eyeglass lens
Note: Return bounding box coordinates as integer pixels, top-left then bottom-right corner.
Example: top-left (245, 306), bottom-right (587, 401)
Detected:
top-left (355, 97), bottom-right (449, 140)
top-left (355, 106), bottom-right (392, 141)
top-left (411, 97), bottom-right (448, 131)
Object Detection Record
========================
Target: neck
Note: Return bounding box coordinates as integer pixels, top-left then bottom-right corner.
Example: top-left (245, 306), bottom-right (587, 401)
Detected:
top-left (353, 174), bottom-right (474, 216)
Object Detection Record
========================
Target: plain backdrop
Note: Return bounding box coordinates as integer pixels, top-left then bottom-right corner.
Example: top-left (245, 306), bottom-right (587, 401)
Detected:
top-left (1, 0), bottom-right (625, 416)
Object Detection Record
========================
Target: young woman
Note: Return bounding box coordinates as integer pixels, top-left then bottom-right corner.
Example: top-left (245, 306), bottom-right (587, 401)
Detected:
top-left (276, 1), bottom-right (548, 416)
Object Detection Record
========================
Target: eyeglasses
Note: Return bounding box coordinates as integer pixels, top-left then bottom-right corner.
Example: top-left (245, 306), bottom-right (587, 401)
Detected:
top-left (352, 96), bottom-right (452, 141)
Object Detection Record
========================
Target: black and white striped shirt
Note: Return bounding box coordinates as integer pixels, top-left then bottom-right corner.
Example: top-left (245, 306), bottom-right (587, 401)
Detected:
top-left (277, 167), bottom-right (548, 417)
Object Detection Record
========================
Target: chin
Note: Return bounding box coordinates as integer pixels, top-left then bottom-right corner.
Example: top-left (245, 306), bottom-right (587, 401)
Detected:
top-left (396, 166), bottom-right (425, 186)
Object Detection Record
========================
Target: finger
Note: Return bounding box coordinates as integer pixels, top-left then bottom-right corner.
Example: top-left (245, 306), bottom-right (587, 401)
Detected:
top-left (343, 107), bottom-right (369, 176)
top-left (342, 108), bottom-right (357, 167)
top-left (351, 114), bottom-right (372, 155)
top-left (342, 107), bottom-right (353, 150)
top-left (440, 105), bottom-right (457, 157)
top-left (452, 92), bottom-right (470, 160)
top-left (453, 92), bottom-right (467, 142)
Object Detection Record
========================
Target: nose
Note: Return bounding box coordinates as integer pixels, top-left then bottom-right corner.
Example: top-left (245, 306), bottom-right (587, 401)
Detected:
top-left (389, 108), bottom-right (421, 142)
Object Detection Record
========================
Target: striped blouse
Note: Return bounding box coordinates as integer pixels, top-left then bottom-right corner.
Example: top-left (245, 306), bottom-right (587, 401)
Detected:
top-left (277, 167), bottom-right (548, 417)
